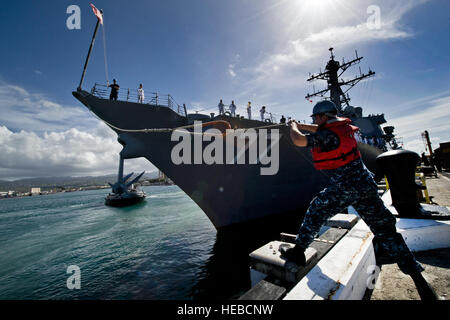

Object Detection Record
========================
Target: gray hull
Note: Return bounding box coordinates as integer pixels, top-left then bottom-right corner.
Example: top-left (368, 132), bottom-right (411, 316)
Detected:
top-left (73, 90), bottom-right (382, 229)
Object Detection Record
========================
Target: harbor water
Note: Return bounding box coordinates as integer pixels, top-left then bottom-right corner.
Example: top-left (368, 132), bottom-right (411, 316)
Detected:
top-left (0, 186), bottom-right (216, 299)
top-left (0, 185), bottom-right (296, 300)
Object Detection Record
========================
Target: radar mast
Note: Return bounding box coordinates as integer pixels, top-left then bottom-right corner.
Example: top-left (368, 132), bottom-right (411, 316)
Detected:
top-left (306, 48), bottom-right (375, 113)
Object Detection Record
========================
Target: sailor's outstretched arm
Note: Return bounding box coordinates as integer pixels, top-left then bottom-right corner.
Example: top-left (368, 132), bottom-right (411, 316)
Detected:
top-left (295, 122), bottom-right (318, 133)
top-left (289, 121), bottom-right (309, 147)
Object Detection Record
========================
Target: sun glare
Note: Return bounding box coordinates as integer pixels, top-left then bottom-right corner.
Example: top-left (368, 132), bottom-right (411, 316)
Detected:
top-left (283, 0), bottom-right (339, 36)
top-left (284, 0), bottom-right (360, 37)
top-left (298, 0), bottom-right (333, 11)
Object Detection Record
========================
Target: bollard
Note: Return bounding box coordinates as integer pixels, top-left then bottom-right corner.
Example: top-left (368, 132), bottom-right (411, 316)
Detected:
top-left (376, 149), bottom-right (429, 218)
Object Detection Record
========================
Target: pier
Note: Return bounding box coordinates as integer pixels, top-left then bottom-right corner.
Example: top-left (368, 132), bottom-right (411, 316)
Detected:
top-left (240, 172), bottom-right (450, 300)
top-left (370, 172), bottom-right (450, 300)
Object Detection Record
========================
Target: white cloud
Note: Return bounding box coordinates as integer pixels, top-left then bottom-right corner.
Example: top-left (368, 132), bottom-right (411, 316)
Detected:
top-left (257, 23), bottom-right (408, 76)
top-left (0, 82), bottom-right (97, 132)
top-left (224, 0), bottom-right (428, 119)
top-left (0, 79), bottom-right (156, 179)
top-left (228, 64), bottom-right (236, 78)
top-left (227, 54), bottom-right (241, 79)
top-left (387, 94), bottom-right (450, 153)
top-left (249, 13), bottom-right (413, 87)
top-left (0, 124), bottom-right (155, 180)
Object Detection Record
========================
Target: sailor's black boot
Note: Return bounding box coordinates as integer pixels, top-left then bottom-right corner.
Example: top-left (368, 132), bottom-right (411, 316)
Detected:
top-left (279, 245), bottom-right (306, 266)
top-left (397, 253), bottom-right (437, 300)
top-left (409, 271), bottom-right (438, 300)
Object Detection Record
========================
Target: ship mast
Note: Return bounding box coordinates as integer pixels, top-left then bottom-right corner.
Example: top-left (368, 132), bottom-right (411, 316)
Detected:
top-left (78, 5), bottom-right (104, 91)
top-left (306, 48), bottom-right (375, 113)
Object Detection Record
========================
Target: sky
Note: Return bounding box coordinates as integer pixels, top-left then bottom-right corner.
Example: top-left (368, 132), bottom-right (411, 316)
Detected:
top-left (0, 0), bottom-right (449, 180)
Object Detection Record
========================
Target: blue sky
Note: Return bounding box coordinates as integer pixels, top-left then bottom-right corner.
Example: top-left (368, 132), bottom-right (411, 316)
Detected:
top-left (0, 0), bottom-right (449, 180)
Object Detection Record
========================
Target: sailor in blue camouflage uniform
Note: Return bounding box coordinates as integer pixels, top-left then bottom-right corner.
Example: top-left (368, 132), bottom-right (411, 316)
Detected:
top-left (281, 100), bottom-right (436, 299)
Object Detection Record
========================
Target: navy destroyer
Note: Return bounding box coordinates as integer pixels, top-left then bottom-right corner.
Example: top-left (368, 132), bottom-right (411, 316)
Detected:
top-left (73, 10), bottom-right (400, 229)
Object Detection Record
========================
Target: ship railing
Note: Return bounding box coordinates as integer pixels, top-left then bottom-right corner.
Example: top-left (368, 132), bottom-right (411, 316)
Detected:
top-left (90, 83), bottom-right (187, 117)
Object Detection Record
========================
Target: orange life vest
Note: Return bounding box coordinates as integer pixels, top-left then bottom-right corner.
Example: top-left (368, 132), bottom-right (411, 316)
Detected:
top-left (311, 117), bottom-right (361, 170)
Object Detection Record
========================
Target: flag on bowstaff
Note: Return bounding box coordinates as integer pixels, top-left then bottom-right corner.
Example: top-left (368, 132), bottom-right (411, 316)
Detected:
top-left (90, 3), bottom-right (103, 24)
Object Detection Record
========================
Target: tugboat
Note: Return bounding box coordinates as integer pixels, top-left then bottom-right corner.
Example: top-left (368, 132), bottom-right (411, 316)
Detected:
top-left (105, 155), bottom-right (146, 207)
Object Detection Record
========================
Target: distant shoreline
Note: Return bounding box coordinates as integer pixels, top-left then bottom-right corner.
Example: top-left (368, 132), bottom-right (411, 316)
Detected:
top-left (0, 180), bottom-right (174, 200)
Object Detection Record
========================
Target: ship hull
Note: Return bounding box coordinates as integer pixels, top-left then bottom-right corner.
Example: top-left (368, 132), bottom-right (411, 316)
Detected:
top-left (73, 90), bottom-right (383, 229)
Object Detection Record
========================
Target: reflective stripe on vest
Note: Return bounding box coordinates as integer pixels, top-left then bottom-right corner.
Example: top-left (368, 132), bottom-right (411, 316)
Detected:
top-left (311, 117), bottom-right (361, 170)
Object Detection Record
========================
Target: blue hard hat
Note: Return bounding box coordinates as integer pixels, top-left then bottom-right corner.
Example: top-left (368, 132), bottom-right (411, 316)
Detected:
top-left (311, 100), bottom-right (338, 116)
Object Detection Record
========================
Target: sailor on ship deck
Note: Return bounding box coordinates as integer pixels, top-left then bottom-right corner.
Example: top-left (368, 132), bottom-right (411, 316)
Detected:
top-left (138, 83), bottom-right (145, 103)
top-left (218, 99), bottom-right (225, 115)
top-left (108, 79), bottom-right (120, 101)
top-left (260, 106), bottom-right (266, 121)
top-left (229, 100), bottom-right (236, 117)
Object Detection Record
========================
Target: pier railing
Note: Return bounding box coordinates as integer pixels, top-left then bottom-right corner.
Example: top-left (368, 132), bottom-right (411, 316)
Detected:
top-left (91, 83), bottom-right (187, 117)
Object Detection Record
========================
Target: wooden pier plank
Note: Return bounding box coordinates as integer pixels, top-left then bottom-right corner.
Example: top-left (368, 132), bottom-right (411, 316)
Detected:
top-left (238, 278), bottom-right (286, 300)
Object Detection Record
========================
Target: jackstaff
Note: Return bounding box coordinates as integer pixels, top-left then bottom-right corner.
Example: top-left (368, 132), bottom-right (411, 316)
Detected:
top-left (77, 3), bottom-right (103, 91)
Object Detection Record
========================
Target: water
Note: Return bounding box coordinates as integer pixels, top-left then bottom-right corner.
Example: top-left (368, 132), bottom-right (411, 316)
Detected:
top-left (0, 185), bottom-right (302, 300)
top-left (0, 186), bottom-right (213, 299)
